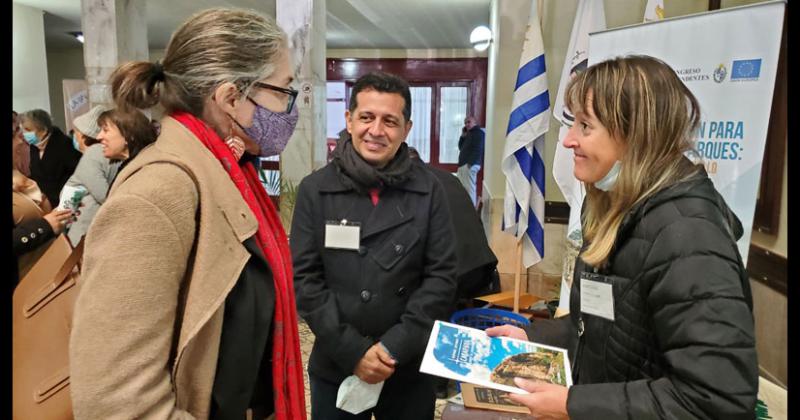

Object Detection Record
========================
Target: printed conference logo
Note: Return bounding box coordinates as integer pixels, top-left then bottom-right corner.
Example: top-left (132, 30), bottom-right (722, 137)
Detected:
top-left (730, 58), bottom-right (761, 82)
top-left (677, 59), bottom-right (761, 84)
top-left (676, 67), bottom-right (710, 83)
top-left (713, 64), bottom-right (727, 83)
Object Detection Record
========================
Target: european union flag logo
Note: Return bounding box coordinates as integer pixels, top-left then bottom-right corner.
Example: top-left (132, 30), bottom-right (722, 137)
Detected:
top-left (731, 59), bottom-right (762, 80)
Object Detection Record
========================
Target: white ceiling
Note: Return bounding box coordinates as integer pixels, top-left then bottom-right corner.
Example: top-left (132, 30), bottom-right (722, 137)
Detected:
top-left (14, 0), bottom-right (491, 50)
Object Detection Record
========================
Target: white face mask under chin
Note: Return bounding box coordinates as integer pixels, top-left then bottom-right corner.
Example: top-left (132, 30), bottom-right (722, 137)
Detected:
top-left (594, 160), bottom-right (622, 192)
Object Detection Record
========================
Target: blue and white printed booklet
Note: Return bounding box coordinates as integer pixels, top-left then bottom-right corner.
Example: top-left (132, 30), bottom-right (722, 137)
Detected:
top-left (420, 320), bottom-right (572, 394)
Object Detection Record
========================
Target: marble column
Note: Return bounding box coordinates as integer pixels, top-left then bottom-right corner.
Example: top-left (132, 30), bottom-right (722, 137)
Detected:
top-left (80, 0), bottom-right (148, 108)
top-left (276, 0), bottom-right (327, 197)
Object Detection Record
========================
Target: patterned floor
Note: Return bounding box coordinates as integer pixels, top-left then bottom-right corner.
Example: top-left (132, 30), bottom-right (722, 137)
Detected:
top-left (298, 319), bottom-right (451, 419)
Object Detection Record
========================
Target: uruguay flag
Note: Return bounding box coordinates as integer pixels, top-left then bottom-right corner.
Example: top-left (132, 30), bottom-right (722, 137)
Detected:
top-left (501, 0), bottom-right (549, 268)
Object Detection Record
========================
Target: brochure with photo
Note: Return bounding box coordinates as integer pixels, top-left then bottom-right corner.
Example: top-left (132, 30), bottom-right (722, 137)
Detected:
top-left (420, 320), bottom-right (572, 394)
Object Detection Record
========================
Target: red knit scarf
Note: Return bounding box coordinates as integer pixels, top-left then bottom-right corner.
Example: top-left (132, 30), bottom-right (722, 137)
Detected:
top-left (171, 112), bottom-right (306, 420)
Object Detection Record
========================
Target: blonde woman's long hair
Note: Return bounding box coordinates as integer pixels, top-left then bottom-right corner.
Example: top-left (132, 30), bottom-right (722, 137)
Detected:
top-left (565, 55), bottom-right (702, 267)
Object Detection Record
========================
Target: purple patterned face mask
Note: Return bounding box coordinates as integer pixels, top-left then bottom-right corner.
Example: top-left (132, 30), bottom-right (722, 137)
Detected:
top-left (236, 98), bottom-right (299, 157)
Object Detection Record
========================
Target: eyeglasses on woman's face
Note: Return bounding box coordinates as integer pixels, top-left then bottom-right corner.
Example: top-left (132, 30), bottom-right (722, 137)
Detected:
top-left (253, 82), bottom-right (298, 114)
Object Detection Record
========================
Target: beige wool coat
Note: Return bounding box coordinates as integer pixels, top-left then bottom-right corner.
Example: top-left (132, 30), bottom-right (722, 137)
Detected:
top-left (69, 117), bottom-right (261, 419)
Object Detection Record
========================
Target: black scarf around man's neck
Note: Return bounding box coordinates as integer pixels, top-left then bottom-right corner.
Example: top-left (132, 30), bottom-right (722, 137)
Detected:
top-left (331, 138), bottom-right (413, 194)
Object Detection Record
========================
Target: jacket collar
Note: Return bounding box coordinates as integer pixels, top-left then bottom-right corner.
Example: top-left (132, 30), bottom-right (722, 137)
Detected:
top-left (111, 117), bottom-right (259, 242)
top-left (618, 161), bottom-right (744, 241)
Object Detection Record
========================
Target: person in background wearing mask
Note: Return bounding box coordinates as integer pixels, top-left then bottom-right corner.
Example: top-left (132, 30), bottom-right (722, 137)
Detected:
top-left (71, 105), bottom-right (107, 154)
top-left (69, 8), bottom-right (306, 420)
top-left (61, 105), bottom-right (122, 246)
top-left (486, 55), bottom-right (757, 419)
top-left (12, 111), bottom-right (31, 176)
top-left (292, 72), bottom-right (457, 419)
top-left (20, 109), bottom-right (81, 207)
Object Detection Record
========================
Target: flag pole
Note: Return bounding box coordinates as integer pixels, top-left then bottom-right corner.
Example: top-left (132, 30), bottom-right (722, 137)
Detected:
top-left (537, 0), bottom-right (544, 28)
top-left (501, 0), bottom-right (549, 315)
top-left (513, 239), bottom-right (523, 313)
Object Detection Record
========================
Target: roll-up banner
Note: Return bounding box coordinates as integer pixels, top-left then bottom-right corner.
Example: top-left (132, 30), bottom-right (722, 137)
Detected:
top-left (63, 79), bottom-right (89, 134)
top-left (588, 0), bottom-right (785, 264)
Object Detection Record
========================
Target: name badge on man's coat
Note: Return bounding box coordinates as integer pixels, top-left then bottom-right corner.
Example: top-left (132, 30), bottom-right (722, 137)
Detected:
top-left (580, 272), bottom-right (615, 321)
top-left (325, 220), bottom-right (361, 250)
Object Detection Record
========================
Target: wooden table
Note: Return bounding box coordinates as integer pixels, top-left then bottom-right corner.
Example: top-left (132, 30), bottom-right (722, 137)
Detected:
top-left (471, 291), bottom-right (552, 321)
top-left (473, 291), bottom-right (542, 311)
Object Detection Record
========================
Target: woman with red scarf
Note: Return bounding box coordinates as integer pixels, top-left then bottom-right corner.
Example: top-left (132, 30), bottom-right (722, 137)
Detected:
top-left (69, 8), bottom-right (305, 420)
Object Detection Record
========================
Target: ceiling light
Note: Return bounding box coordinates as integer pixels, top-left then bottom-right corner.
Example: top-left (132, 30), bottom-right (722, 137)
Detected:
top-left (470, 26), bottom-right (492, 51)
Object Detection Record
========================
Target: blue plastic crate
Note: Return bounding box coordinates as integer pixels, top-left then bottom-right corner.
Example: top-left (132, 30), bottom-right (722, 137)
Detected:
top-left (449, 307), bottom-right (531, 330)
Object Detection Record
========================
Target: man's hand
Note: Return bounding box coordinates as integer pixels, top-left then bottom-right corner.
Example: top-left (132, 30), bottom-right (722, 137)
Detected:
top-left (507, 378), bottom-right (570, 420)
top-left (353, 342), bottom-right (396, 384)
top-left (485, 324), bottom-right (528, 341)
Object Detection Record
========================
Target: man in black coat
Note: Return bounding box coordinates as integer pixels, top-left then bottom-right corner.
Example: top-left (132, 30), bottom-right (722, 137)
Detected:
top-left (291, 72), bottom-right (457, 419)
top-left (21, 109), bottom-right (81, 207)
top-left (456, 116), bottom-right (484, 207)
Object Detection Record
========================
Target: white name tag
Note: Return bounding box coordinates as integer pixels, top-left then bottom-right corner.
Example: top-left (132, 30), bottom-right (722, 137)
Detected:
top-left (580, 275), bottom-right (615, 321)
top-left (325, 221), bottom-right (361, 250)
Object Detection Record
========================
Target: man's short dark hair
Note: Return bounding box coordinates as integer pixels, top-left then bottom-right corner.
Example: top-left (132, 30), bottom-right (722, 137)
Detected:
top-left (349, 72), bottom-right (412, 122)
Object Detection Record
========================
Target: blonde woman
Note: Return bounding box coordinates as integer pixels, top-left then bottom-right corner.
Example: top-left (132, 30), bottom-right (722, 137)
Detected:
top-left (69, 8), bottom-right (304, 419)
top-left (487, 55), bottom-right (757, 419)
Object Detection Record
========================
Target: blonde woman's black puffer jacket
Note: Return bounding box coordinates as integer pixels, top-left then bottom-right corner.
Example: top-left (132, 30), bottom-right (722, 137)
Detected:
top-left (527, 164), bottom-right (758, 420)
